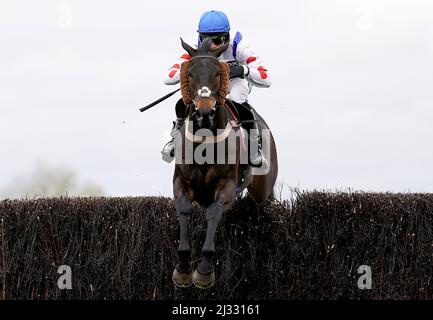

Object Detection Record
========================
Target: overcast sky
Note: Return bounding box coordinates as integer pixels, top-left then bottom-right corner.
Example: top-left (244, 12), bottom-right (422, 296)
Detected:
top-left (1, 0), bottom-right (432, 199)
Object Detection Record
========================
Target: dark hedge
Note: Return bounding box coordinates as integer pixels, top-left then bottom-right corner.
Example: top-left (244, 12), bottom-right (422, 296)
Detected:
top-left (0, 191), bottom-right (432, 300)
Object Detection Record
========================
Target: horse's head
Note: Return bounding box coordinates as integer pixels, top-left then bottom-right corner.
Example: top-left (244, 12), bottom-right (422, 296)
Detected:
top-left (179, 38), bottom-right (230, 129)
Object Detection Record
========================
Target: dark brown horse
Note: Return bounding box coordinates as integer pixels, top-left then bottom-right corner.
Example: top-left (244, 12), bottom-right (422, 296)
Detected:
top-left (172, 38), bottom-right (278, 288)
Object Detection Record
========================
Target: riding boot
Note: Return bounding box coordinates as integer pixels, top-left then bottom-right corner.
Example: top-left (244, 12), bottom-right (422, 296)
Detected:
top-left (249, 122), bottom-right (265, 167)
top-left (161, 118), bottom-right (185, 163)
top-left (241, 102), bottom-right (266, 168)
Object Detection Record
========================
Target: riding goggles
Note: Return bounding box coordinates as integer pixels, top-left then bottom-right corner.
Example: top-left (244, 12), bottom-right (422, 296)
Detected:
top-left (199, 33), bottom-right (229, 46)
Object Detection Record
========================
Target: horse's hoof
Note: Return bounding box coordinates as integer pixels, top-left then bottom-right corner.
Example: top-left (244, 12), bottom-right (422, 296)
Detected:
top-left (192, 269), bottom-right (215, 289)
top-left (172, 268), bottom-right (193, 288)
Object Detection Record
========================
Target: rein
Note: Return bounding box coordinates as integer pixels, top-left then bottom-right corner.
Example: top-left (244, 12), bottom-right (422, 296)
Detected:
top-left (184, 118), bottom-right (238, 144)
top-left (184, 103), bottom-right (247, 151)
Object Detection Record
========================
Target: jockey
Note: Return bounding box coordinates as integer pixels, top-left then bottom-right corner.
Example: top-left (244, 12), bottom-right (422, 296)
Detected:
top-left (161, 10), bottom-right (271, 167)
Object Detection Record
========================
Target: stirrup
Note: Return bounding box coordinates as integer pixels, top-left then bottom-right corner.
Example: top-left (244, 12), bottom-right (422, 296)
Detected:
top-left (250, 149), bottom-right (264, 167)
top-left (161, 140), bottom-right (175, 163)
top-left (250, 150), bottom-right (269, 169)
top-left (161, 119), bottom-right (184, 163)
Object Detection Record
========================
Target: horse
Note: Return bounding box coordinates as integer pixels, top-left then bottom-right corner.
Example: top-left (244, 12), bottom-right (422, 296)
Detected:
top-left (171, 38), bottom-right (278, 289)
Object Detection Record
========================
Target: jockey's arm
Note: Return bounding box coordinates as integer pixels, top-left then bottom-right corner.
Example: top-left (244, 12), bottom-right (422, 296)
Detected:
top-left (163, 53), bottom-right (192, 85)
top-left (236, 41), bottom-right (271, 88)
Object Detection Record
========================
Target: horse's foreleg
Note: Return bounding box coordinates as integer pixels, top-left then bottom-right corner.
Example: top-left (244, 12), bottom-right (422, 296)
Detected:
top-left (193, 180), bottom-right (236, 288)
top-left (172, 177), bottom-right (194, 287)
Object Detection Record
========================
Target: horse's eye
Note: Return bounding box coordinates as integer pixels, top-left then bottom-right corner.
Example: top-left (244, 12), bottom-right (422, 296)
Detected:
top-left (188, 72), bottom-right (193, 78)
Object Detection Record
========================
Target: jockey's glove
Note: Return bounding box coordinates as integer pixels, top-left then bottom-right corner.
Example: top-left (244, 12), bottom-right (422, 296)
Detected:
top-left (229, 64), bottom-right (249, 79)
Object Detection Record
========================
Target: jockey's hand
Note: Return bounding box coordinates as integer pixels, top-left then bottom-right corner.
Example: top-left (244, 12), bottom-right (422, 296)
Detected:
top-left (229, 64), bottom-right (247, 79)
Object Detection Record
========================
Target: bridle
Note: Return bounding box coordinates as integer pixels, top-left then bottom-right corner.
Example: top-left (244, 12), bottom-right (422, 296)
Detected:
top-left (185, 54), bottom-right (241, 144)
top-left (188, 55), bottom-right (223, 109)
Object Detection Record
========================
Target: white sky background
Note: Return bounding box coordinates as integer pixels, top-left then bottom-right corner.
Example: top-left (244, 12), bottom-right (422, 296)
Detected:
top-left (0, 0), bottom-right (432, 198)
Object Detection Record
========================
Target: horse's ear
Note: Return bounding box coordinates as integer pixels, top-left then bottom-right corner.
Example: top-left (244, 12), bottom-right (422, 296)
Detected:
top-left (211, 41), bottom-right (229, 57)
top-left (180, 38), bottom-right (196, 57)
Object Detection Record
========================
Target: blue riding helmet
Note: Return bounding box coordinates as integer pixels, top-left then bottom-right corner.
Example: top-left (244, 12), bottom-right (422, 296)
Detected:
top-left (197, 10), bottom-right (230, 33)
